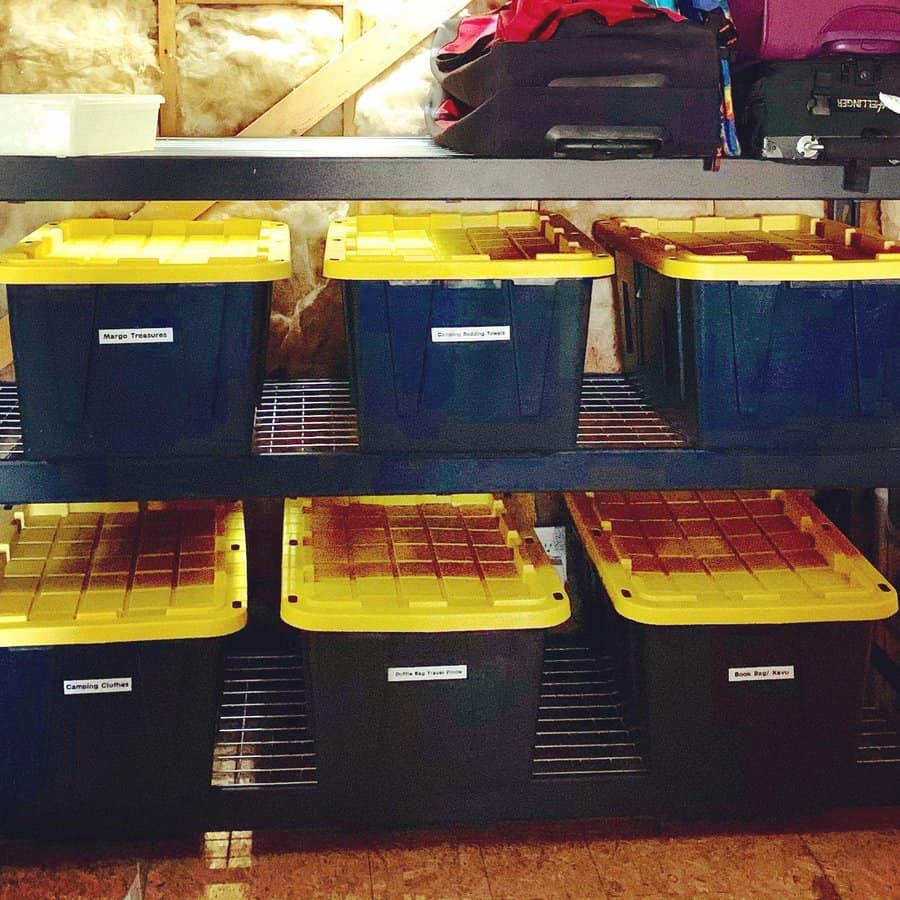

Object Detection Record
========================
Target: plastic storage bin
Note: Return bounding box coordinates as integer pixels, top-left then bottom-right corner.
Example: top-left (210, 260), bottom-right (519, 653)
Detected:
top-left (281, 494), bottom-right (570, 800)
top-left (0, 501), bottom-right (247, 830)
top-left (0, 94), bottom-right (164, 156)
top-left (1, 218), bottom-right (290, 458)
top-left (324, 212), bottom-right (613, 453)
top-left (592, 214), bottom-right (900, 450)
top-left (566, 489), bottom-right (898, 810)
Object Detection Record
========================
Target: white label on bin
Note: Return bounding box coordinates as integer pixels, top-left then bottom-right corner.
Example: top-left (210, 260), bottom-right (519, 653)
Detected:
top-left (387, 665), bottom-right (467, 682)
top-left (728, 666), bottom-right (794, 683)
top-left (98, 328), bottom-right (173, 345)
top-left (63, 677), bottom-right (133, 695)
top-left (430, 326), bottom-right (510, 343)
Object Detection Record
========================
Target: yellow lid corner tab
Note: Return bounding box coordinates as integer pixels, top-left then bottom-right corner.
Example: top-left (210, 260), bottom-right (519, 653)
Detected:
top-left (323, 212), bottom-right (614, 280)
top-left (282, 494), bottom-right (570, 633)
top-left (565, 489), bottom-right (897, 626)
top-left (0, 501), bottom-right (247, 646)
top-left (0, 218), bottom-right (292, 285)
top-left (591, 214), bottom-right (900, 282)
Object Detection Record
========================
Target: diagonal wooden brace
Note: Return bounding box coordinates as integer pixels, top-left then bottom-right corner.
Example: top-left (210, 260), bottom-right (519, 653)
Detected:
top-left (134, 0), bottom-right (467, 222)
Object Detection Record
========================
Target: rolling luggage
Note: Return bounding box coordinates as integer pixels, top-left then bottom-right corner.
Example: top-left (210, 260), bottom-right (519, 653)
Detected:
top-left (737, 55), bottom-right (900, 188)
top-left (730, 0), bottom-right (900, 61)
top-left (428, 8), bottom-right (723, 159)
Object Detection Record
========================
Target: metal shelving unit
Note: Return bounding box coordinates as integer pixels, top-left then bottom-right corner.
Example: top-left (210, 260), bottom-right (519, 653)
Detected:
top-left (2, 377), bottom-right (900, 501)
top-left (2, 140), bottom-right (899, 500)
top-left (3, 138), bottom-right (900, 200)
top-left (0, 142), bottom-right (895, 829)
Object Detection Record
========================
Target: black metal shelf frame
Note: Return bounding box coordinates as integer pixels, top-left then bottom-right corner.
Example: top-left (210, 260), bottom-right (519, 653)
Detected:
top-left (3, 138), bottom-right (900, 200)
top-left (0, 139), bottom-right (896, 832)
top-left (1, 377), bottom-right (900, 501)
top-left (2, 140), bottom-right (900, 498)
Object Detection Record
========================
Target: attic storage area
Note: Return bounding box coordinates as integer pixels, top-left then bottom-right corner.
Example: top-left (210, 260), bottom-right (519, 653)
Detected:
top-left (0, 0), bottom-right (835, 388)
top-left (0, 0), bottom-right (897, 846)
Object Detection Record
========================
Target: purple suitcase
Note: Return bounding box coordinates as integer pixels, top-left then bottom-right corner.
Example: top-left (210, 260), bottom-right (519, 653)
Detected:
top-left (731, 0), bottom-right (900, 60)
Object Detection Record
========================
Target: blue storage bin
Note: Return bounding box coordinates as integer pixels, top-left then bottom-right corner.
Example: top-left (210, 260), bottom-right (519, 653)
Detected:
top-left (594, 214), bottom-right (900, 450)
top-left (0, 219), bottom-right (290, 459)
top-left (325, 212), bottom-right (614, 453)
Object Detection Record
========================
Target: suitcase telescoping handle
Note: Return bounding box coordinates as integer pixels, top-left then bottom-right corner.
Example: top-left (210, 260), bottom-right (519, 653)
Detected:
top-left (545, 125), bottom-right (665, 159)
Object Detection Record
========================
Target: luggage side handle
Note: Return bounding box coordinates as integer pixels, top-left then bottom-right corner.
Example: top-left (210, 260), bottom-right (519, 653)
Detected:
top-left (545, 126), bottom-right (665, 160)
top-left (823, 39), bottom-right (900, 55)
top-left (818, 6), bottom-right (900, 56)
top-left (548, 74), bottom-right (670, 89)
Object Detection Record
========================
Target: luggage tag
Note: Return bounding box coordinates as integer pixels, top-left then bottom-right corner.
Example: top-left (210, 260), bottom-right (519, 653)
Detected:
top-left (879, 92), bottom-right (900, 115)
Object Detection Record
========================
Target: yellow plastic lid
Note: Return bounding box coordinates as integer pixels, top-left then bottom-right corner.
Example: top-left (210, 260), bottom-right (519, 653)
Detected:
top-left (0, 501), bottom-right (247, 646)
top-left (566, 489), bottom-right (897, 626)
top-left (323, 211), bottom-right (614, 280)
top-left (282, 494), bottom-right (570, 632)
top-left (0, 218), bottom-right (291, 284)
top-left (592, 214), bottom-right (900, 281)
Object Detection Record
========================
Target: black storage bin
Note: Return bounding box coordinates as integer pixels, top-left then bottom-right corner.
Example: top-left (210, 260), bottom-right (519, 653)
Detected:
top-left (324, 212), bottom-right (612, 454)
top-left (304, 629), bottom-right (545, 797)
top-left (0, 218), bottom-right (290, 458)
top-left (0, 638), bottom-right (221, 830)
top-left (566, 489), bottom-right (898, 811)
top-left (281, 495), bottom-right (570, 800)
top-left (0, 501), bottom-right (247, 832)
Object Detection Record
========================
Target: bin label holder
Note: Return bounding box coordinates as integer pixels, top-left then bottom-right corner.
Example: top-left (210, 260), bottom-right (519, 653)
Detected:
top-left (387, 665), bottom-right (468, 682)
top-left (727, 666), bottom-right (796, 683)
top-left (63, 677), bottom-right (134, 695)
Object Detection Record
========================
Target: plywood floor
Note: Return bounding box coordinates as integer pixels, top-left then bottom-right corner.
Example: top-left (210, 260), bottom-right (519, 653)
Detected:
top-left (1, 808), bottom-right (899, 899)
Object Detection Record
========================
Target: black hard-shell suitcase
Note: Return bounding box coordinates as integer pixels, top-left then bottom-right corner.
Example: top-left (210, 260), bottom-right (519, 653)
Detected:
top-left (428, 14), bottom-right (722, 159)
top-left (737, 55), bottom-right (900, 189)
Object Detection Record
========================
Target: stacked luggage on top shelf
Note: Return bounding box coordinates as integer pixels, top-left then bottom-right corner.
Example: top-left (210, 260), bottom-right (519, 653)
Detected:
top-left (425, 0), bottom-right (900, 185)
top-left (731, 0), bottom-right (900, 189)
top-left (427, 0), bottom-right (732, 159)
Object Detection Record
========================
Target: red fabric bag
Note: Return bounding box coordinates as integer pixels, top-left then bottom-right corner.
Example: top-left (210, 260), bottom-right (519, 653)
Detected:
top-left (438, 0), bottom-right (682, 62)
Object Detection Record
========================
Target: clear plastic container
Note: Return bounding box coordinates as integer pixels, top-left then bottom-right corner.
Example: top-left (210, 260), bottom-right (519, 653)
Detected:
top-left (0, 94), bottom-right (164, 156)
